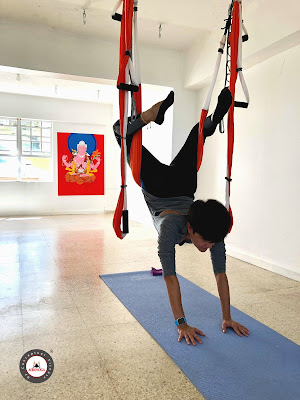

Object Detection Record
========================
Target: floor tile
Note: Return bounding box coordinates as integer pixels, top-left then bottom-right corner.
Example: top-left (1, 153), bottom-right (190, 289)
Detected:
top-left (0, 314), bottom-right (23, 342)
top-left (22, 308), bottom-right (85, 337)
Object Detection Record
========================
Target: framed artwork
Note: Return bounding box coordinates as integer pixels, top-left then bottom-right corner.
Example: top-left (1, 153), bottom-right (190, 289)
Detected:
top-left (57, 132), bottom-right (104, 196)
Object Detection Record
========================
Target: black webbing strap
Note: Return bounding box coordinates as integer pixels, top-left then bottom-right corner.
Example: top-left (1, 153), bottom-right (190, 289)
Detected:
top-left (112, 13), bottom-right (122, 22)
top-left (112, 6), bottom-right (138, 21)
top-left (225, 177), bottom-right (232, 182)
top-left (234, 101), bottom-right (248, 108)
top-left (122, 210), bottom-right (129, 234)
top-left (117, 83), bottom-right (139, 92)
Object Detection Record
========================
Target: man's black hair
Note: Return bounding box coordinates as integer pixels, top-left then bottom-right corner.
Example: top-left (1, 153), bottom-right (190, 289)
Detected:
top-left (187, 199), bottom-right (232, 243)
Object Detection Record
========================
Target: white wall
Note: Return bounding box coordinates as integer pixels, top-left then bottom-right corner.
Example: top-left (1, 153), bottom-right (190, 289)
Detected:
top-left (0, 20), bottom-right (197, 154)
top-left (194, 45), bottom-right (300, 280)
top-left (0, 92), bottom-right (117, 216)
top-left (184, 0), bottom-right (300, 89)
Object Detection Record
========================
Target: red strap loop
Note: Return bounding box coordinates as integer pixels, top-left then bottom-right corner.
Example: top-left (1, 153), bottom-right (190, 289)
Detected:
top-left (113, 0), bottom-right (142, 239)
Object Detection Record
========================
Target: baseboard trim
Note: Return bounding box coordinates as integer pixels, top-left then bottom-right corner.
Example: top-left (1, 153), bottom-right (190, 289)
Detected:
top-left (227, 247), bottom-right (300, 282)
top-left (0, 210), bottom-right (104, 217)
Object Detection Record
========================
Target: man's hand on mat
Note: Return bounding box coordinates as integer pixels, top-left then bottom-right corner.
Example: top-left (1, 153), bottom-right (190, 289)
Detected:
top-left (222, 319), bottom-right (249, 337)
top-left (177, 324), bottom-right (205, 345)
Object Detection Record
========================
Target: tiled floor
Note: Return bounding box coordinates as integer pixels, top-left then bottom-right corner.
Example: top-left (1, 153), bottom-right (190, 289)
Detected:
top-left (0, 214), bottom-right (299, 399)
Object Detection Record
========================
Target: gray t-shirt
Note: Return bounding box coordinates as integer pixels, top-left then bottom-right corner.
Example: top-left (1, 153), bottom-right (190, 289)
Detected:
top-left (142, 189), bottom-right (226, 277)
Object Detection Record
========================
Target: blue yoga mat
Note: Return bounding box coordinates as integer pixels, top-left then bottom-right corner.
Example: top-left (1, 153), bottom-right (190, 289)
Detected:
top-left (100, 271), bottom-right (300, 400)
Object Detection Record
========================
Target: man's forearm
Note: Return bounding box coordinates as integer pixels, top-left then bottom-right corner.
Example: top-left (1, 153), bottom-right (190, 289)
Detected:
top-left (215, 272), bottom-right (231, 320)
top-left (164, 275), bottom-right (185, 320)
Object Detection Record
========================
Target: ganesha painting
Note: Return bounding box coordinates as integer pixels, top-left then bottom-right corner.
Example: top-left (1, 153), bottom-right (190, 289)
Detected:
top-left (57, 132), bottom-right (104, 196)
top-left (62, 140), bottom-right (101, 185)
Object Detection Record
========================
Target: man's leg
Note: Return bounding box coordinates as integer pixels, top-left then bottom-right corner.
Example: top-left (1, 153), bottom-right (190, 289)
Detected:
top-left (167, 87), bottom-right (233, 198)
top-left (113, 91), bottom-right (175, 156)
top-left (113, 115), bottom-right (144, 161)
top-left (113, 92), bottom-right (175, 195)
top-left (171, 87), bottom-right (233, 166)
top-left (202, 87), bottom-right (233, 138)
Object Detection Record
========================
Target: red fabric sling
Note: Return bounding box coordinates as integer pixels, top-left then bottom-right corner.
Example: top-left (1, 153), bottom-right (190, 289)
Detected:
top-left (113, 0), bottom-right (142, 239)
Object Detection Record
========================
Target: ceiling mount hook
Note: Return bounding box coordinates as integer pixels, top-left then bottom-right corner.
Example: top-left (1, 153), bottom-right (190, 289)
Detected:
top-left (159, 23), bottom-right (162, 39)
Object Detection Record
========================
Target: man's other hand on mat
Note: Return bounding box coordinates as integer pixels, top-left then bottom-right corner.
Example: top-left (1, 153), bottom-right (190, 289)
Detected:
top-left (222, 319), bottom-right (249, 337)
top-left (177, 324), bottom-right (205, 345)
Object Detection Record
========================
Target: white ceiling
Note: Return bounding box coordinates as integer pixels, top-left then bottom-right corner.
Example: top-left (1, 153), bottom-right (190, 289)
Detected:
top-left (0, 0), bottom-right (258, 100)
top-left (0, 0), bottom-right (256, 51)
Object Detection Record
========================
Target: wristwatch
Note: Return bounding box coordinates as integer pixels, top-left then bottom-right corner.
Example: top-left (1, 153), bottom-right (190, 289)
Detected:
top-left (175, 317), bottom-right (187, 326)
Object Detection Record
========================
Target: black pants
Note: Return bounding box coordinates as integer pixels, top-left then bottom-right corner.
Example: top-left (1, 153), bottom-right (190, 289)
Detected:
top-left (113, 116), bottom-right (212, 199)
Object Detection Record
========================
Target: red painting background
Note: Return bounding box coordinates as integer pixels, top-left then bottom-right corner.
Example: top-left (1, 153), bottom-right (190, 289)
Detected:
top-left (57, 132), bottom-right (104, 196)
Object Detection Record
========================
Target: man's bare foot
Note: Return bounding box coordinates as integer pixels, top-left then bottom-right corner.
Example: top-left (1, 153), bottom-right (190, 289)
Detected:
top-left (141, 91), bottom-right (174, 125)
top-left (141, 101), bottom-right (163, 124)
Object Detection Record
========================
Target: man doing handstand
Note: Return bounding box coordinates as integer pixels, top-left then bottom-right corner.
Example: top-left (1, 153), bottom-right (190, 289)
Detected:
top-left (113, 88), bottom-right (249, 345)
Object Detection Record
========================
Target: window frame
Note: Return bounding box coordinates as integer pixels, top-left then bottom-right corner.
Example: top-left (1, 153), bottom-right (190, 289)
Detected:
top-left (0, 116), bottom-right (53, 182)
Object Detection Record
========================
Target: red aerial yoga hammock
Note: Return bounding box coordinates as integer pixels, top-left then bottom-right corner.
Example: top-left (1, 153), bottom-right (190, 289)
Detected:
top-left (112, 0), bottom-right (142, 239)
top-left (197, 0), bottom-right (249, 232)
top-left (112, 0), bottom-right (249, 239)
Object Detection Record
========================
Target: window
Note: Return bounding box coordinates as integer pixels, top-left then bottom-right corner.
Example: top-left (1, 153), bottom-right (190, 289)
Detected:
top-left (0, 117), bottom-right (53, 182)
